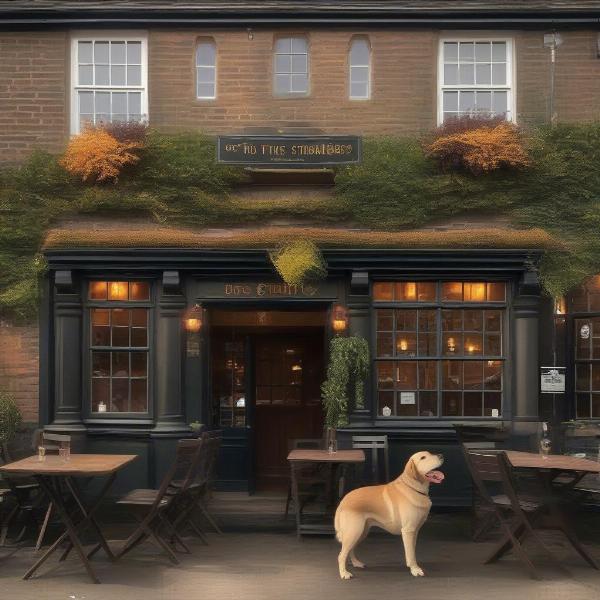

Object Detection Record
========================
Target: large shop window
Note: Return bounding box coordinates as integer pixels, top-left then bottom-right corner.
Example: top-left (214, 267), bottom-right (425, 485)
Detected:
top-left (71, 33), bottom-right (148, 134)
top-left (274, 37), bottom-right (309, 95)
top-left (570, 276), bottom-right (600, 418)
top-left (88, 281), bottom-right (151, 415)
top-left (439, 38), bottom-right (513, 123)
top-left (374, 281), bottom-right (506, 418)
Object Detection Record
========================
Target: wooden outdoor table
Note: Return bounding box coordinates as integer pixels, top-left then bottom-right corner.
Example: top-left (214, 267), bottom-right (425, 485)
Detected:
top-left (287, 449), bottom-right (365, 537)
top-left (0, 454), bottom-right (137, 584)
top-left (497, 450), bottom-right (600, 570)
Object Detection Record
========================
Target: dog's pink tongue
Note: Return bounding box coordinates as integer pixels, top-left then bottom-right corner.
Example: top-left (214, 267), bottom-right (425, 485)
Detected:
top-left (425, 470), bottom-right (445, 484)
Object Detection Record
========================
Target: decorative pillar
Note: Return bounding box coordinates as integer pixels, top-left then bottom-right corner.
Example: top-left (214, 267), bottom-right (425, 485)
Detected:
top-left (511, 269), bottom-right (542, 446)
top-left (154, 272), bottom-right (188, 432)
top-left (49, 270), bottom-right (85, 432)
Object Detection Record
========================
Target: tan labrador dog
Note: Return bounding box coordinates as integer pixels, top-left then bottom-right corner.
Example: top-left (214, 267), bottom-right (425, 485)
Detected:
top-left (334, 451), bottom-right (444, 580)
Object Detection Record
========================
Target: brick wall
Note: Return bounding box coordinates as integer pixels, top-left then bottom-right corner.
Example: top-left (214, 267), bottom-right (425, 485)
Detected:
top-left (2, 27), bottom-right (600, 161)
top-left (0, 323), bottom-right (39, 423)
top-left (0, 31), bottom-right (68, 163)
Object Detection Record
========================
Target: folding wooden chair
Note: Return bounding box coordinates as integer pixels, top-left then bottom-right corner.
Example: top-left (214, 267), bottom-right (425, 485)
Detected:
top-left (192, 431), bottom-right (222, 534)
top-left (465, 450), bottom-right (553, 579)
top-left (283, 438), bottom-right (326, 519)
top-left (352, 435), bottom-right (389, 484)
top-left (116, 438), bottom-right (203, 564)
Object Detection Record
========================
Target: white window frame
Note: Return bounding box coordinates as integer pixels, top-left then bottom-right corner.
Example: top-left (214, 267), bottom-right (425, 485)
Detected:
top-left (437, 35), bottom-right (516, 125)
top-left (273, 36), bottom-right (310, 97)
top-left (196, 39), bottom-right (217, 100)
top-left (70, 31), bottom-right (148, 135)
top-left (349, 37), bottom-right (371, 100)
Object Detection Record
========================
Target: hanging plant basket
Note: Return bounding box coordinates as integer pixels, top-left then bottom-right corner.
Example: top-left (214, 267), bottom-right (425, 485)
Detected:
top-left (269, 239), bottom-right (327, 286)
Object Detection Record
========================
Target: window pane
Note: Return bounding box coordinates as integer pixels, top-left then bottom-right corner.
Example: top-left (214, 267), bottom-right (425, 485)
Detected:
top-left (475, 63), bottom-right (491, 85)
top-left (377, 309), bottom-right (394, 330)
top-left (492, 63), bottom-right (506, 85)
top-left (291, 54), bottom-right (308, 73)
top-left (131, 379), bottom-right (147, 412)
top-left (95, 91), bottom-right (111, 115)
top-left (485, 310), bottom-right (502, 332)
top-left (127, 41), bottom-right (142, 65)
top-left (198, 67), bottom-right (215, 84)
top-left (350, 39), bottom-right (369, 64)
top-left (418, 361), bottom-right (437, 389)
top-left (475, 42), bottom-right (492, 62)
top-left (111, 41), bottom-right (126, 64)
top-left (463, 282), bottom-right (486, 302)
top-left (112, 92), bottom-right (127, 115)
top-left (291, 37), bottom-right (307, 53)
top-left (593, 393), bottom-right (600, 418)
top-left (197, 42), bottom-right (216, 67)
top-left (443, 333), bottom-right (462, 355)
top-left (377, 332), bottom-right (393, 357)
top-left (464, 334), bottom-right (483, 355)
top-left (492, 91), bottom-right (508, 114)
top-left (443, 91), bottom-right (459, 112)
top-left (275, 74), bottom-right (291, 94)
top-left (577, 393), bottom-right (591, 418)
top-left (128, 92), bottom-right (142, 116)
top-left (377, 362), bottom-right (394, 388)
top-left (419, 391), bottom-right (437, 416)
top-left (95, 65), bottom-right (110, 86)
top-left (442, 282), bottom-right (463, 301)
top-left (477, 91), bottom-right (492, 112)
top-left (91, 307), bottom-right (110, 327)
top-left (444, 42), bottom-right (458, 61)
top-left (129, 282), bottom-right (149, 301)
top-left (442, 309), bottom-right (463, 330)
top-left (79, 41), bottom-right (93, 64)
top-left (443, 361), bottom-right (462, 389)
top-left (131, 352), bottom-right (147, 377)
top-left (112, 325), bottom-right (129, 347)
top-left (443, 391), bottom-right (462, 416)
top-left (395, 309), bottom-right (417, 331)
top-left (464, 310), bottom-right (483, 331)
top-left (131, 327), bottom-right (147, 347)
top-left (92, 352), bottom-right (110, 377)
top-left (464, 392), bottom-right (482, 416)
top-left (492, 42), bottom-right (507, 62)
top-left (484, 392), bottom-right (501, 416)
top-left (484, 361), bottom-right (502, 390)
top-left (459, 42), bottom-right (474, 62)
top-left (275, 54), bottom-right (291, 73)
top-left (444, 63), bottom-right (459, 85)
top-left (291, 74), bottom-right (308, 93)
top-left (89, 281), bottom-right (107, 300)
top-left (396, 362), bottom-right (417, 389)
top-left (127, 65), bottom-right (141, 86)
top-left (275, 38), bottom-right (291, 53)
top-left (111, 65), bottom-right (126, 86)
top-left (396, 333), bottom-right (416, 356)
top-left (92, 379), bottom-right (109, 412)
top-left (94, 41), bottom-right (109, 64)
top-left (111, 379), bottom-right (128, 412)
top-left (131, 308), bottom-right (147, 327)
top-left (112, 352), bottom-right (129, 377)
top-left (459, 64), bottom-right (474, 85)
top-left (79, 65), bottom-right (93, 85)
top-left (351, 82), bottom-right (368, 98)
top-left (395, 282), bottom-right (418, 302)
top-left (373, 282), bottom-right (393, 301)
top-left (378, 391), bottom-right (394, 416)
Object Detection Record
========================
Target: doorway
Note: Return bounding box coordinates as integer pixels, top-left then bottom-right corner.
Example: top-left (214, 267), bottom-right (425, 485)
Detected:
top-left (209, 308), bottom-right (326, 491)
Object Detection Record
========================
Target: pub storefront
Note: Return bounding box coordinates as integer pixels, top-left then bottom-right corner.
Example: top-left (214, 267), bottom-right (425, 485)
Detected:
top-left (42, 243), bottom-right (546, 504)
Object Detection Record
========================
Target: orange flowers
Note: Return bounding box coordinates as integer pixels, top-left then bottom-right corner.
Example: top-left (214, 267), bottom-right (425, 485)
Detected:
top-left (61, 127), bottom-right (142, 183)
top-left (426, 121), bottom-right (530, 175)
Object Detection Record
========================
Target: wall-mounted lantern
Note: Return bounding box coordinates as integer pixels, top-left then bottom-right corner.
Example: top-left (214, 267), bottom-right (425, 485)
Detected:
top-left (184, 303), bottom-right (204, 333)
top-left (331, 304), bottom-right (349, 334)
top-left (554, 296), bottom-right (566, 315)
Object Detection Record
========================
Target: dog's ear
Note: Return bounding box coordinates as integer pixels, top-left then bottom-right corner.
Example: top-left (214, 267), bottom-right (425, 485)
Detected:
top-left (404, 456), bottom-right (421, 482)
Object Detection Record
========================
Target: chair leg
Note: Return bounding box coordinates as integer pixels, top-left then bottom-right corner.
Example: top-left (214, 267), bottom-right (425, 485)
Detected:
top-left (0, 504), bottom-right (18, 546)
top-left (284, 484), bottom-right (292, 519)
top-left (188, 517), bottom-right (209, 544)
top-left (198, 502), bottom-right (222, 534)
top-left (35, 503), bottom-right (53, 552)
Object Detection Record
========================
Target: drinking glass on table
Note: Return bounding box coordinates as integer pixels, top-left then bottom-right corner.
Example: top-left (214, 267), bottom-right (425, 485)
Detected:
top-left (37, 446), bottom-right (46, 461)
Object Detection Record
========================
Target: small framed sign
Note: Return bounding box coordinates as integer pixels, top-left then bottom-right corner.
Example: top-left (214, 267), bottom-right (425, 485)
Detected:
top-left (540, 366), bottom-right (565, 393)
top-left (400, 392), bottom-right (416, 405)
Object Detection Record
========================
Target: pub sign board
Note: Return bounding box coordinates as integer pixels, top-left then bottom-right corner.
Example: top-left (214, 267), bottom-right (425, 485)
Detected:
top-left (217, 135), bottom-right (362, 167)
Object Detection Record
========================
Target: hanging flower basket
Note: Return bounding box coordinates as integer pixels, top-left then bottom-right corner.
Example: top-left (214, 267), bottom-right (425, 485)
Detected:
top-left (269, 239), bottom-right (327, 286)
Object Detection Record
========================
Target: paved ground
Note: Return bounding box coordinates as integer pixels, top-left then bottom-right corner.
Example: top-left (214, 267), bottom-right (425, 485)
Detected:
top-left (1, 511), bottom-right (600, 600)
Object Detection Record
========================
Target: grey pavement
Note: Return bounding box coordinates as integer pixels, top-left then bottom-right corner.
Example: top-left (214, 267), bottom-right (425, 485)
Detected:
top-left (1, 512), bottom-right (600, 600)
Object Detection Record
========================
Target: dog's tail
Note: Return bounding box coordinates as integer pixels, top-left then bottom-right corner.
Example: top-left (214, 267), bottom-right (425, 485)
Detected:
top-left (334, 505), bottom-right (343, 543)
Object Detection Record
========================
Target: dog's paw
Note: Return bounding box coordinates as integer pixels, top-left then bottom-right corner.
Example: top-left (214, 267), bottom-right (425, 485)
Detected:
top-left (351, 558), bottom-right (365, 569)
top-left (410, 566), bottom-right (425, 577)
top-left (340, 570), bottom-right (354, 580)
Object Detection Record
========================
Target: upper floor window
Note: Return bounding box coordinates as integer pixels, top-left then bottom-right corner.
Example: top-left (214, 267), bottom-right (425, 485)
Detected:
top-left (88, 281), bottom-right (151, 415)
top-left (439, 39), bottom-right (513, 123)
top-left (274, 37), bottom-right (309, 96)
top-left (349, 38), bottom-right (370, 100)
top-left (71, 33), bottom-right (148, 134)
top-left (196, 40), bottom-right (217, 100)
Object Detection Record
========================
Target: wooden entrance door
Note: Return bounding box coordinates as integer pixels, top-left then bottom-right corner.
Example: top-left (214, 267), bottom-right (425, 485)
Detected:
top-left (254, 333), bottom-right (324, 490)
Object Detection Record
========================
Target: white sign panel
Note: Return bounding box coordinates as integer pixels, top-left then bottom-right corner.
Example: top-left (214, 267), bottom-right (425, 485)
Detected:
top-left (540, 367), bottom-right (565, 393)
top-left (400, 392), bottom-right (416, 405)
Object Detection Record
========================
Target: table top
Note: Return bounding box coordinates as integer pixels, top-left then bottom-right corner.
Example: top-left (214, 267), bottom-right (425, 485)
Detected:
top-left (0, 454), bottom-right (137, 477)
top-left (506, 450), bottom-right (600, 473)
top-left (287, 449), bottom-right (365, 463)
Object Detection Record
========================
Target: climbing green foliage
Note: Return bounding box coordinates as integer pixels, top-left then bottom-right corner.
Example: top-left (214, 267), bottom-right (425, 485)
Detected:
top-left (269, 239), bottom-right (327, 286)
top-left (321, 336), bottom-right (370, 428)
top-left (0, 392), bottom-right (22, 445)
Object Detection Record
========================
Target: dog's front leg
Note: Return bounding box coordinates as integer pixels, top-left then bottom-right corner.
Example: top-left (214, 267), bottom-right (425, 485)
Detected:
top-left (401, 528), bottom-right (424, 577)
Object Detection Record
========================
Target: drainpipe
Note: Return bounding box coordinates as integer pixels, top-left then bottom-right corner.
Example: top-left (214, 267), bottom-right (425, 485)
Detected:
top-left (544, 32), bottom-right (563, 124)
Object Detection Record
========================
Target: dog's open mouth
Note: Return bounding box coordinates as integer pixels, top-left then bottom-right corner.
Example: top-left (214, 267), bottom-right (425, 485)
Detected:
top-left (424, 470), bottom-right (445, 484)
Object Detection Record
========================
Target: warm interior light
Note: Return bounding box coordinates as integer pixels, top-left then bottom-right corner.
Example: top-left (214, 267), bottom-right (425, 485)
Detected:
top-left (465, 282), bottom-right (486, 302)
top-left (291, 364), bottom-right (302, 372)
top-left (467, 344), bottom-right (475, 353)
top-left (555, 296), bottom-right (567, 315)
top-left (109, 281), bottom-right (128, 301)
top-left (332, 304), bottom-right (348, 333)
top-left (406, 282), bottom-right (417, 300)
top-left (398, 339), bottom-right (408, 352)
top-left (447, 337), bottom-right (456, 352)
top-left (184, 304), bottom-right (203, 333)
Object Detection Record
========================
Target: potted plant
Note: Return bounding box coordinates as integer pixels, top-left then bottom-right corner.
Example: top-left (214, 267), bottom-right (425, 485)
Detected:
top-left (321, 336), bottom-right (369, 452)
top-left (189, 421), bottom-right (205, 435)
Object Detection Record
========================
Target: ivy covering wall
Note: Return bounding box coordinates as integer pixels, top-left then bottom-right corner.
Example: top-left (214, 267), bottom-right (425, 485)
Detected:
top-left (2, 124), bottom-right (600, 321)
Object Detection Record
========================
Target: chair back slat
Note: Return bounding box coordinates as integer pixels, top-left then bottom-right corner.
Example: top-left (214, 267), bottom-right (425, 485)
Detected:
top-left (289, 438), bottom-right (323, 451)
top-left (352, 435), bottom-right (389, 483)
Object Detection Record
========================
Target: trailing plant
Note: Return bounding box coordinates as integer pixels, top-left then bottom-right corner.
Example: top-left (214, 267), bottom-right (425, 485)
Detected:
top-left (0, 391), bottom-right (22, 445)
top-left (60, 127), bottom-right (143, 183)
top-left (321, 336), bottom-right (370, 428)
top-left (269, 239), bottom-right (327, 286)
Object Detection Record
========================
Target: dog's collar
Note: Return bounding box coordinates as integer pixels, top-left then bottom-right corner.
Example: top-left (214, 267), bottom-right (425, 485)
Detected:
top-left (399, 476), bottom-right (429, 497)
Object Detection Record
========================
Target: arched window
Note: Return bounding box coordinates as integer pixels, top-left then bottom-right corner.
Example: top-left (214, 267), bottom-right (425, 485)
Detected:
top-left (274, 37), bottom-right (309, 95)
top-left (349, 38), bottom-right (370, 100)
top-left (196, 40), bottom-right (217, 99)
